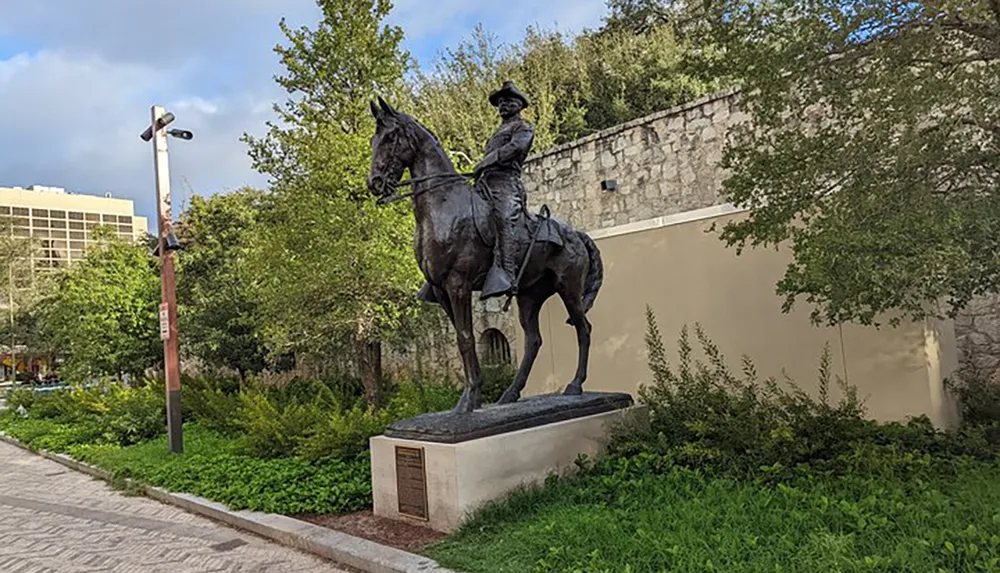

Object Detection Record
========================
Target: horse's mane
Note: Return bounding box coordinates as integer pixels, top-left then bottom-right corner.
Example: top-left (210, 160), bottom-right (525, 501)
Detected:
top-left (399, 111), bottom-right (443, 148)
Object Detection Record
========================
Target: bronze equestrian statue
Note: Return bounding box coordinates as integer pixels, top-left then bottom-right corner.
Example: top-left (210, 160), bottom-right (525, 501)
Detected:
top-left (366, 84), bottom-right (603, 413)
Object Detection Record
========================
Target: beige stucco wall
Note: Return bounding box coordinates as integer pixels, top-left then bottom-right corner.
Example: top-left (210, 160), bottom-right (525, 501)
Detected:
top-left (523, 207), bottom-right (961, 427)
top-left (401, 88), bottom-right (996, 421)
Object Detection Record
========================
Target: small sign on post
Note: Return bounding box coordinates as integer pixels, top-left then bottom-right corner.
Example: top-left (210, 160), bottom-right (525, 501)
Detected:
top-left (159, 302), bottom-right (170, 341)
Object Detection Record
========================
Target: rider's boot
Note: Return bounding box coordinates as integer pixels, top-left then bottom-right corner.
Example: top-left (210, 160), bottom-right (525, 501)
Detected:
top-left (481, 228), bottom-right (517, 300)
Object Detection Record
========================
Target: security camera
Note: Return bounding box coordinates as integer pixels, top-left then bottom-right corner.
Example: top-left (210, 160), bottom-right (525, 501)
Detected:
top-left (140, 112), bottom-right (177, 141)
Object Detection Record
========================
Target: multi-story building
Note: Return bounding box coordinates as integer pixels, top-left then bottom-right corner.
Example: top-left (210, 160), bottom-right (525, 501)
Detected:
top-left (0, 185), bottom-right (150, 379)
top-left (0, 185), bottom-right (149, 272)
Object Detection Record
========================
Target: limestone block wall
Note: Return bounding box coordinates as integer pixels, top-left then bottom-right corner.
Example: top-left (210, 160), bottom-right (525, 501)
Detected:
top-left (404, 88), bottom-right (1000, 387)
top-left (955, 294), bottom-right (1000, 382)
top-left (521, 90), bottom-right (744, 232)
top-left (515, 89), bottom-right (1000, 386)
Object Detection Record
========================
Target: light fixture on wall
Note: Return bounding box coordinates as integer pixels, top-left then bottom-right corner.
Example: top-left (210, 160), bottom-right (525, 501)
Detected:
top-left (601, 179), bottom-right (618, 192)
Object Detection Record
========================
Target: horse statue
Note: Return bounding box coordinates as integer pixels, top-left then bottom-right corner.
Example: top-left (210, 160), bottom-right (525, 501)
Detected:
top-left (366, 96), bottom-right (603, 413)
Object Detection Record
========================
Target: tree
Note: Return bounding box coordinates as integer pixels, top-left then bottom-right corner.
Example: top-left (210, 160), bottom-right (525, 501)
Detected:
top-left (704, 0), bottom-right (1000, 327)
top-left (0, 216), bottom-right (42, 380)
top-left (42, 226), bottom-right (161, 381)
top-left (408, 8), bottom-right (724, 163)
top-left (242, 0), bottom-right (425, 407)
top-left (175, 188), bottom-right (269, 380)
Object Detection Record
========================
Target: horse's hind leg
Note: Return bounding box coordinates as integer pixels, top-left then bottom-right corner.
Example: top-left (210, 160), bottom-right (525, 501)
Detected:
top-left (560, 289), bottom-right (592, 396)
top-left (497, 285), bottom-right (550, 405)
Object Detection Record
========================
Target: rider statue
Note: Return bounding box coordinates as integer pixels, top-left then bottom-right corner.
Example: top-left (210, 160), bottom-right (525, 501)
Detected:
top-left (474, 80), bottom-right (535, 301)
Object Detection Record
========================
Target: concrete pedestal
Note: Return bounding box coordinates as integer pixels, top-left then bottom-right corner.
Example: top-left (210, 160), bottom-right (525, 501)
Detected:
top-left (370, 405), bottom-right (646, 533)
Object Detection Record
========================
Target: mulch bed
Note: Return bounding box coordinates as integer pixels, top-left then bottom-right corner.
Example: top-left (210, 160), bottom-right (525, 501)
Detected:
top-left (295, 510), bottom-right (446, 552)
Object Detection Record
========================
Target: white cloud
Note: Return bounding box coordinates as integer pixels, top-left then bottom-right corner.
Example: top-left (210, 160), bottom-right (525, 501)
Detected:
top-left (0, 0), bottom-right (609, 222)
top-left (0, 50), bottom-right (273, 221)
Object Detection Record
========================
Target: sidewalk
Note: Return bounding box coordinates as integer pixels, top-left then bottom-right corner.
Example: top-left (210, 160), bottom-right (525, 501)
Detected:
top-left (0, 440), bottom-right (349, 573)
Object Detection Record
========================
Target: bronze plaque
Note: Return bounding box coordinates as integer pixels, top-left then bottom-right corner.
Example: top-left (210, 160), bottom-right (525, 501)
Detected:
top-left (395, 446), bottom-right (428, 520)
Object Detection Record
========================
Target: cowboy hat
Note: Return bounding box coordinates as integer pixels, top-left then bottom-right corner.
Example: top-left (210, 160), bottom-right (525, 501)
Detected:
top-left (489, 80), bottom-right (530, 109)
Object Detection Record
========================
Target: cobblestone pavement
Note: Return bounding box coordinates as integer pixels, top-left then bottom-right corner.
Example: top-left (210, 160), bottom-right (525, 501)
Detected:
top-left (0, 440), bottom-right (349, 572)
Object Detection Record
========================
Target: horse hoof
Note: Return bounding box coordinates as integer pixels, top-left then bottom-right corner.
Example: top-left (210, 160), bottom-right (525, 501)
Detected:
top-left (563, 383), bottom-right (583, 396)
top-left (453, 389), bottom-right (482, 413)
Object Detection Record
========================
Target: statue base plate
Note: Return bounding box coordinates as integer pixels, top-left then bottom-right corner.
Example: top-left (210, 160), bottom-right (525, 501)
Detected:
top-left (384, 391), bottom-right (635, 444)
top-left (371, 394), bottom-right (645, 533)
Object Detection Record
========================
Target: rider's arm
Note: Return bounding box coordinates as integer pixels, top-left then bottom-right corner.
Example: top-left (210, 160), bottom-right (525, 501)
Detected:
top-left (494, 123), bottom-right (534, 164)
top-left (475, 123), bottom-right (535, 174)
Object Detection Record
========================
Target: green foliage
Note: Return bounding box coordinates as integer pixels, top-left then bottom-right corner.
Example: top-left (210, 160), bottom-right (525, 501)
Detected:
top-left (702, 0), bottom-right (1000, 326)
top-left (1, 380), bottom-right (165, 448)
top-left (1, 374), bottom-right (461, 517)
top-left (426, 308), bottom-right (1000, 573)
top-left (481, 363), bottom-right (516, 404)
top-left (945, 366), bottom-right (1000, 428)
top-left (40, 229), bottom-right (161, 380)
top-left (629, 308), bottom-right (1000, 481)
top-left (429, 457), bottom-right (1000, 573)
top-left (626, 307), bottom-right (876, 479)
top-left (241, 0), bottom-right (431, 405)
top-left (176, 188), bottom-right (270, 378)
top-left (409, 16), bottom-right (725, 170)
top-left (67, 424), bottom-right (373, 515)
top-left (180, 374), bottom-right (245, 435)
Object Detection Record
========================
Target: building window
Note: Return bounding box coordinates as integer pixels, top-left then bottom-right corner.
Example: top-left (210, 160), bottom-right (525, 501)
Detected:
top-left (480, 328), bottom-right (512, 365)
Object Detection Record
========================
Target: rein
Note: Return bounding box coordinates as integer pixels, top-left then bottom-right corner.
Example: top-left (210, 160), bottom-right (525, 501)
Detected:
top-left (376, 172), bottom-right (475, 205)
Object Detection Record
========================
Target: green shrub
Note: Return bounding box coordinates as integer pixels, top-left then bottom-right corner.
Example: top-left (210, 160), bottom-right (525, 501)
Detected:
top-left (3, 380), bottom-right (166, 447)
top-left (0, 417), bottom-right (104, 451)
top-left (181, 375), bottom-right (245, 435)
top-left (100, 382), bottom-right (166, 446)
top-left (386, 376), bottom-right (463, 418)
top-left (481, 363), bottom-right (516, 404)
top-left (296, 404), bottom-right (392, 462)
top-left (5, 387), bottom-right (37, 411)
top-left (68, 424), bottom-right (373, 515)
top-left (615, 307), bottom-right (1000, 482)
top-left (945, 365), bottom-right (1000, 425)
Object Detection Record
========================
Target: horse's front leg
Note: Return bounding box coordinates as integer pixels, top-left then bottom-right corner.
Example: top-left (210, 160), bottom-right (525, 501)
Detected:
top-left (446, 284), bottom-right (483, 413)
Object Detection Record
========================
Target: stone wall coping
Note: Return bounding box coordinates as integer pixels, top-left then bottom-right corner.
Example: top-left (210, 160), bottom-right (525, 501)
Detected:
top-left (589, 203), bottom-right (748, 241)
top-left (524, 88), bottom-right (740, 164)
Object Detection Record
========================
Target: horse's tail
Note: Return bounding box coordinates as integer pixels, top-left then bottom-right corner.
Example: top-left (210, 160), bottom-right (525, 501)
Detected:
top-left (568, 230), bottom-right (603, 324)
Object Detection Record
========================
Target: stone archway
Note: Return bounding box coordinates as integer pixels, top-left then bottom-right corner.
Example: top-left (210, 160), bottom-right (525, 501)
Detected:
top-left (480, 328), bottom-right (512, 366)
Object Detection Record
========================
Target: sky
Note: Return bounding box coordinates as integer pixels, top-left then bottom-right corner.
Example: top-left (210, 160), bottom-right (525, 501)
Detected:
top-left (0, 0), bottom-right (608, 223)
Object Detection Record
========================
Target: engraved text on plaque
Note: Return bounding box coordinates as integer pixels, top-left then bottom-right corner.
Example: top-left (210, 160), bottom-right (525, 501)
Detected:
top-left (395, 446), bottom-right (428, 520)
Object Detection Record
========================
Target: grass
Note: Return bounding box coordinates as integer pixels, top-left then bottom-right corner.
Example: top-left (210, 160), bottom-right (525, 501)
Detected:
top-left (426, 461), bottom-right (1000, 572)
top-left (0, 416), bottom-right (372, 515)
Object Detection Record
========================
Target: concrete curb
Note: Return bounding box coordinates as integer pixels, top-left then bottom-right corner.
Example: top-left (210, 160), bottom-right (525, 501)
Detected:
top-left (0, 432), bottom-right (461, 573)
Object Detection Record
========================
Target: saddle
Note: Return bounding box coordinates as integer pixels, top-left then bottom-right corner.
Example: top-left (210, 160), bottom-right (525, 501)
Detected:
top-left (474, 182), bottom-right (564, 250)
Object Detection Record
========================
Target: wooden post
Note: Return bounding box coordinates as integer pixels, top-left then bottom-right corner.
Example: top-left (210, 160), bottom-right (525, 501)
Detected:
top-left (150, 105), bottom-right (183, 454)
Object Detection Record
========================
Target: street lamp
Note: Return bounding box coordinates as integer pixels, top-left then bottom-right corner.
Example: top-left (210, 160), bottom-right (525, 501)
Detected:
top-left (139, 106), bottom-right (193, 454)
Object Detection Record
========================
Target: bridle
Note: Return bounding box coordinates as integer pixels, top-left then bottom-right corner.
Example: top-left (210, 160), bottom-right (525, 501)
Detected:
top-left (370, 123), bottom-right (489, 246)
top-left (372, 123), bottom-right (479, 204)
top-left (375, 172), bottom-right (477, 205)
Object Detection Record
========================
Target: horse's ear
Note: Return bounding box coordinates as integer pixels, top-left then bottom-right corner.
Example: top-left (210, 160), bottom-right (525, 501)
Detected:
top-left (369, 100), bottom-right (380, 119)
top-left (378, 95), bottom-right (396, 116)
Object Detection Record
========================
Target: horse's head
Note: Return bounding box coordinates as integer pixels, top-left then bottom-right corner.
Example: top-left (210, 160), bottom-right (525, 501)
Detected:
top-left (367, 96), bottom-right (413, 202)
